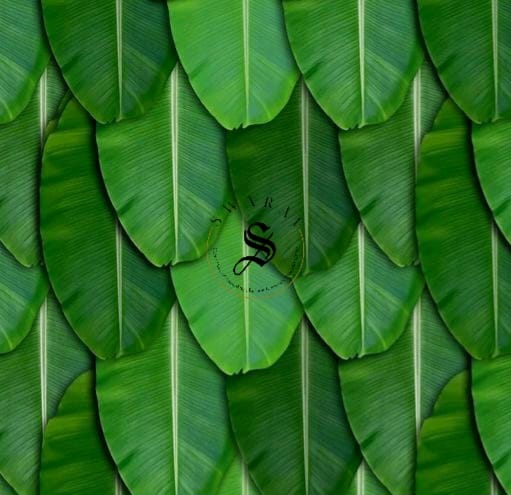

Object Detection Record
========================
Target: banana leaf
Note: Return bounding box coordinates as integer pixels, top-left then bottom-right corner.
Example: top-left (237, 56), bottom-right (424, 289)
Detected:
top-left (0, 244), bottom-right (47, 353)
top-left (97, 64), bottom-right (229, 267)
top-left (228, 81), bottom-right (357, 276)
top-left (472, 354), bottom-right (511, 494)
top-left (0, 0), bottom-right (49, 123)
top-left (340, 291), bottom-right (466, 495)
top-left (168, 0), bottom-right (299, 129)
top-left (0, 62), bottom-right (64, 267)
top-left (227, 321), bottom-right (360, 494)
top-left (96, 304), bottom-right (234, 495)
top-left (282, 0), bottom-right (422, 129)
top-left (0, 476), bottom-right (15, 495)
top-left (40, 371), bottom-right (125, 495)
top-left (40, 98), bottom-right (174, 359)
top-left (416, 372), bottom-right (500, 495)
top-left (295, 224), bottom-right (423, 359)
top-left (418, 0), bottom-right (510, 123)
top-left (218, 457), bottom-right (260, 495)
top-left (0, 293), bottom-right (90, 495)
top-left (41, 0), bottom-right (176, 123)
top-left (172, 208), bottom-right (303, 374)
top-left (339, 62), bottom-right (444, 266)
top-left (346, 464), bottom-right (390, 495)
top-left (416, 99), bottom-right (511, 359)
top-left (473, 119), bottom-right (511, 248)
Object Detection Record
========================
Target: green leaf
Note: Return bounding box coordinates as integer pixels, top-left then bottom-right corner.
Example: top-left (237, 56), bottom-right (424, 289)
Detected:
top-left (218, 456), bottom-right (260, 495)
top-left (40, 372), bottom-right (123, 495)
top-left (96, 304), bottom-right (234, 495)
top-left (0, 63), bottom-right (65, 267)
top-left (172, 208), bottom-right (303, 374)
top-left (228, 81), bottom-right (357, 276)
top-left (40, 98), bottom-right (174, 359)
top-left (417, 100), bottom-right (511, 359)
top-left (340, 291), bottom-right (466, 495)
top-left (282, 0), bottom-right (422, 129)
top-left (0, 0), bottom-right (49, 123)
top-left (346, 464), bottom-right (390, 495)
top-left (339, 62), bottom-right (444, 266)
top-left (295, 224), bottom-right (423, 359)
top-left (0, 476), bottom-right (16, 495)
top-left (473, 119), bottom-right (511, 247)
top-left (0, 293), bottom-right (90, 495)
top-left (41, 0), bottom-right (176, 123)
top-left (416, 372), bottom-right (499, 495)
top-left (472, 354), bottom-right (511, 494)
top-left (0, 244), bottom-right (47, 353)
top-left (418, 0), bottom-right (510, 123)
top-left (227, 322), bottom-right (360, 495)
top-left (168, 0), bottom-right (299, 129)
top-left (97, 64), bottom-right (229, 267)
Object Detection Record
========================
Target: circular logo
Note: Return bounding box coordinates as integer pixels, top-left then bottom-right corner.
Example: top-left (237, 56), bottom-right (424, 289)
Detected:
top-left (207, 196), bottom-right (305, 299)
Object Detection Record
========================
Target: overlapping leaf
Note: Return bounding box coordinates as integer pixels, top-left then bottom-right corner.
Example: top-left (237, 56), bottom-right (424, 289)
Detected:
top-left (340, 292), bottom-right (466, 495)
top-left (42, 0), bottom-right (176, 123)
top-left (417, 100), bottom-right (511, 359)
top-left (168, 0), bottom-right (299, 129)
top-left (0, 62), bottom-right (64, 266)
top-left (418, 0), bottom-right (511, 123)
top-left (228, 81), bottom-right (357, 276)
top-left (283, 0), bottom-right (422, 129)
top-left (0, 293), bottom-right (90, 495)
top-left (172, 209), bottom-right (303, 374)
top-left (0, 0), bottom-right (49, 123)
top-left (295, 225), bottom-right (422, 359)
top-left (340, 62), bottom-right (444, 266)
top-left (227, 322), bottom-right (360, 495)
top-left (96, 305), bottom-right (234, 495)
top-left (41, 98), bottom-right (174, 359)
top-left (97, 65), bottom-right (229, 267)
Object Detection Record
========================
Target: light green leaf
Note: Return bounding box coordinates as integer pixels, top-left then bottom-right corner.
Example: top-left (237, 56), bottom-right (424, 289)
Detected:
top-left (40, 372), bottom-right (123, 495)
top-left (418, 0), bottom-right (511, 123)
top-left (340, 292), bottom-right (466, 495)
top-left (0, 62), bottom-right (65, 267)
top-left (0, 293), bottom-right (90, 495)
top-left (417, 100), bottom-right (511, 359)
top-left (97, 304), bottom-right (233, 495)
top-left (228, 81), bottom-right (357, 276)
top-left (340, 62), bottom-right (444, 266)
top-left (0, 0), bottom-right (49, 123)
top-left (97, 64), bottom-right (229, 267)
top-left (218, 456), bottom-right (260, 495)
top-left (41, 0), bottom-right (176, 123)
top-left (416, 372), bottom-right (499, 495)
top-left (172, 208), bottom-right (303, 374)
top-left (295, 224), bottom-right (422, 359)
top-left (0, 244), bottom-right (47, 353)
top-left (346, 464), bottom-right (390, 495)
top-left (227, 322), bottom-right (360, 495)
top-left (282, 0), bottom-right (422, 129)
top-left (472, 354), bottom-right (511, 494)
top-left (41, 98), bottom-right (174, 359)
top-left (168, 0), bottom-right (299, 129)
top-left (473, 119), bottom-right (511, 247)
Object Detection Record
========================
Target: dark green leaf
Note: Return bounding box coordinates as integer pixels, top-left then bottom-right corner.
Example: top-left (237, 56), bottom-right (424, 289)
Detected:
top-left (97, 65), bottom-right (230, 267)
top-left (228, 82), bottom-right (357, 276)
top-left (42, 0), bottom-right (176, 123)
top-left (96, 305), bottom-right (234, 495)
top-left (283, 0), bottom-right (422, 129)
top-left (340, 292), bottom-right (466, 495)
top-left (416, 100), bottom-right (511, 359)
top-left (340, 62), bottom-right (444, 266)
top-left (227, 322), bottom-right (360, 494)
top-left (168, 0), bottom-right (299, 129)
top-left (41, 99), bottom-right (174, 359)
